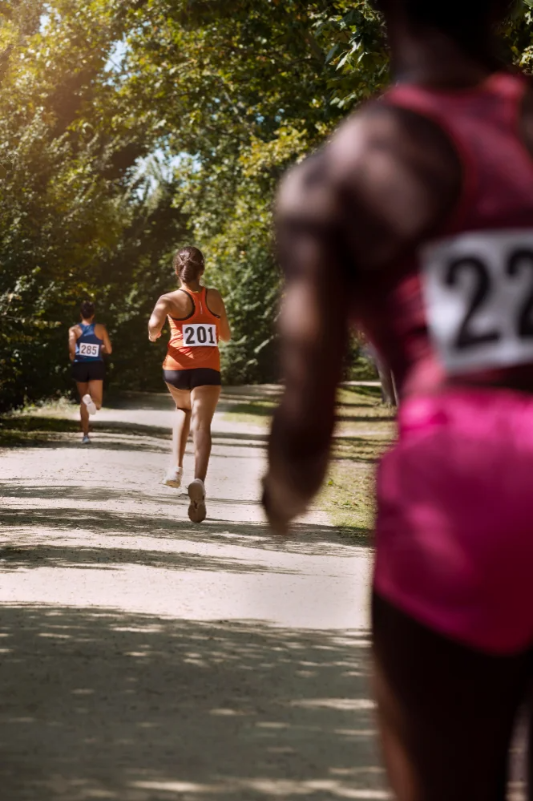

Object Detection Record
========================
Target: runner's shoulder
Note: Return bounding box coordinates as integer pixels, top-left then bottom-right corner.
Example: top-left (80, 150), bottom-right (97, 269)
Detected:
top-left (205, 287), bottom-right (224, 316)
top-left (277, 100), bottom-right (460, 266)
top-left (165, 289), bottom-right (193, 317)
top-left (278, 100), bottom-right (459, 225)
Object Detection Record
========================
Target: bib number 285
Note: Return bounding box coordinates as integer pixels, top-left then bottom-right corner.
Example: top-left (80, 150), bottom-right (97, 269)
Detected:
top-left (183, 324), bottom-right (218, 348)
top-left (78, 343), bottom-right (100, 358)
top-left (422, 230), bottom-right (533, 373)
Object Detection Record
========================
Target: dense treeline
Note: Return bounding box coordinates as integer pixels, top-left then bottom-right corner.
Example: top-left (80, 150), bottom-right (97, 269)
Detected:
top-left (1, 0), bottom-right (532, 411)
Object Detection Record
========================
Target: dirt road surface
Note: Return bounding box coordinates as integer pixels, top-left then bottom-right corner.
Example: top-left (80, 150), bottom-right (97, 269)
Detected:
top-left (0, 392), bottom-right (389, 801)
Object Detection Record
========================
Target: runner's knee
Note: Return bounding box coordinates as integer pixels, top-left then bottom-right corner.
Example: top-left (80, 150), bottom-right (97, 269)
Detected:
top-left (192, 415), bottom-right (212, 435)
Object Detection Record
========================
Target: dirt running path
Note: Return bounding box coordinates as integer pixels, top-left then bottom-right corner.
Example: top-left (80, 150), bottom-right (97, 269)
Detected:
top-left (0, 392), bottom-right (387, 800)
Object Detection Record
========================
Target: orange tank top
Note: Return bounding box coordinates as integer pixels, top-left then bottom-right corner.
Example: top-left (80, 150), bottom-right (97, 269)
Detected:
top-left (163, 287), bottom-right (221, 372)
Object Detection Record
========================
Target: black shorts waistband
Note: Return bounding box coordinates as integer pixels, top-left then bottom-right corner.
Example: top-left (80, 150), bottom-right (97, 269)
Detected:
top-left (163, 368), bottom-right (221, 391)
top-left (72, 361), bottom-right (105, 383)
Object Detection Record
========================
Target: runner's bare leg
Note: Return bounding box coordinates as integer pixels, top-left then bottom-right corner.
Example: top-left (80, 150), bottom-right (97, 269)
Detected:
top-left (166, 385), bottom-right (192, 469)
top-left (190, 385), bottom-right (221, 482)
top-left (76, 382), bottom-right (90, 436)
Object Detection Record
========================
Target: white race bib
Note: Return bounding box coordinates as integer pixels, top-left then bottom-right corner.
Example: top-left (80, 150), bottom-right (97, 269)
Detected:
top-left (182, 323), bottom-right (218, 348)
top-left (78, 343), bottom-right (100, 358)
top-left (421, 229), bottom-right (533, 373)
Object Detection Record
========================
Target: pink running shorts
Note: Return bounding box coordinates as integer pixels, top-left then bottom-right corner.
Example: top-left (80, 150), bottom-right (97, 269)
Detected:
top-left (374, 388), bottom-right (533, 654)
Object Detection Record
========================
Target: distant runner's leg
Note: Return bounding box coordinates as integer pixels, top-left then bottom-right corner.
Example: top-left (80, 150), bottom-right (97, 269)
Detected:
top-left (88, 380), bottom-right (103, 411)
top-left (76, 382), bottom-right (90, 436)
top-left (376, 360), bottom-right (397, 407)
top-left (190, 385), bottom-right (221, 482)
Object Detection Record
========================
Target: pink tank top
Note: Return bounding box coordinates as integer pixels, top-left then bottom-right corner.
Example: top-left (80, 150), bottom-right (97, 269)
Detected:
top-left (357, 72), bottom-right (533, 398)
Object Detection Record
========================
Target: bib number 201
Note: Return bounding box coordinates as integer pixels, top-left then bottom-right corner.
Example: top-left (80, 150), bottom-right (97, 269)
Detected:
top-left (183, 324), bottom-right (218, 348)
top-left (422, 230), bottom-right (533, 373)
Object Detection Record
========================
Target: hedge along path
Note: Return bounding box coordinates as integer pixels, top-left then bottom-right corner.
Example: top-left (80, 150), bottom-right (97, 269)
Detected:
top-left (0, 389), bottom-right (390, 801)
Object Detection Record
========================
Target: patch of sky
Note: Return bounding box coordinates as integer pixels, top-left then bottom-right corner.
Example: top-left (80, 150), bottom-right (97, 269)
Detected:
top-left (133, 148), bottom-right (196, 197)
top-left (105, 39), bottom-right (127, 73)
top-left (39, 7), bottom-right (51, 35)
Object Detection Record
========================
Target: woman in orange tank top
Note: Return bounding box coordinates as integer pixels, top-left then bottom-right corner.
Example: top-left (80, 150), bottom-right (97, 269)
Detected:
top-left (148, 246), bottom-right (231, 523)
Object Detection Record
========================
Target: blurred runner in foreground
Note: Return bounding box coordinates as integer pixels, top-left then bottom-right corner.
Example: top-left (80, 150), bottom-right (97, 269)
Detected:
top-left (148, 246), bottom-right (231, 523)
top-left (263, 1), bottom-right (533, 797)
top-left (69, 301), bottom-right (112, 445)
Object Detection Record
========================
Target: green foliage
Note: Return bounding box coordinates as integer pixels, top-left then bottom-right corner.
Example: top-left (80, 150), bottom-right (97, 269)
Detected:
top-left (0, 0), bottom-right (188, 409)
top-left (116, 0), bottom-right (387, 382)
top-left (1, 1), bottom-right (533, 409)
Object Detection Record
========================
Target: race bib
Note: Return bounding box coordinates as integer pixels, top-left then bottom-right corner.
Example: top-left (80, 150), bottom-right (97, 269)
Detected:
top-left (182, 323), bottom-right (218, 348)
top-left (421, 229), bottom-right (533, 373)
top-left (78, 342), bottom-right (101, 358)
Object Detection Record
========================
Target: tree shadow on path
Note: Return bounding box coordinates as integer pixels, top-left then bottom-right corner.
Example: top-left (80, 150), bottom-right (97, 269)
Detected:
top-left (0, 605), bottom-right (388, 801)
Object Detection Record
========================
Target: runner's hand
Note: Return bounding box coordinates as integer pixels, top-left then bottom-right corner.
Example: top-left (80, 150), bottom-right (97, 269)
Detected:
top-left (262, 473), bottom-right (307, 536)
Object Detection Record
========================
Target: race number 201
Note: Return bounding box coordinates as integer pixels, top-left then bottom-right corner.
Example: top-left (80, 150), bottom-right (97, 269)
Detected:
top-left (183, 324), bottom-right (218, 348)
top-left (421, 229), bottom-right (533, 373)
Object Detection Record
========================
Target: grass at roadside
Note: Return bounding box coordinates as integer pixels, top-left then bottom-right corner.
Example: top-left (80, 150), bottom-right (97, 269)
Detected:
top-left (324, 390), bottom-right (394, 535)
top-left (223, 384), bottom-right (396, 537)
top-left (221, 384), bottom-right (394, 427)
top-left (221, 386), bottom-right (281, 426)
top-left (0, 397), bottom-right (173, 447)
top-left (322, 437), bottom-right (390, 537)
top-left (0, 400), bottom-right (79, 447)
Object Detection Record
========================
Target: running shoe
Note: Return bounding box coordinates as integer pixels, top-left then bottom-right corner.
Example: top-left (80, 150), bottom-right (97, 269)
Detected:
top-left (187, 479), bottom-right (206, 524)
top-left (162, 466), bottom-right (183, 489)
top-left (82, 394), bottom-right (97, 416)
top-left (82, 435), bottom-right (91, 445)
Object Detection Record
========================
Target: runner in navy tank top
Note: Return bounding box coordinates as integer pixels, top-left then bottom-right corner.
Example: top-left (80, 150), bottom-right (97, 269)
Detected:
top-left (69, 301), bottom-right (112, 444)
top-left (264, 1), bottom-right (533, 798)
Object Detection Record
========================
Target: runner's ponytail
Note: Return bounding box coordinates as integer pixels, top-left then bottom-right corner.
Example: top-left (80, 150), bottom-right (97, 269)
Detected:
top-left (80, 301), bottom-right (95, 319)
top-left (174, 246), bottom-right (205, 284)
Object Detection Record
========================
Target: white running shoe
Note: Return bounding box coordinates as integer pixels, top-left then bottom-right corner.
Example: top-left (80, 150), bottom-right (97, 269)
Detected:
top-left (162, 466), bottom-right (183, 488)
top-left (82, 394), bottom-right (97, 416)
top-left (187, 479), bottom-right (206, 524)
top-left (82, 435), bottom-right (91, 445)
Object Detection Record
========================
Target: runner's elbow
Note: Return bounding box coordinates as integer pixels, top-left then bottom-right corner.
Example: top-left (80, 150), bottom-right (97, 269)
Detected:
top-left (219, 322), bottom-right (232, 342)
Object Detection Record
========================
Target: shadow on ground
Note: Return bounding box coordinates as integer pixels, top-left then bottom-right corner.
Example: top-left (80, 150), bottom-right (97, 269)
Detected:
top-left (0, 486), bottom-right (372, 561)
top-left (0, 415), bottom-right (270, 451)
top-left (0, 605), bottom-right (387, 801)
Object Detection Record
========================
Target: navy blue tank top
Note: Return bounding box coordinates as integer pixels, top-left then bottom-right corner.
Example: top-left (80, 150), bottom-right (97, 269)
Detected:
top-left (74, 323), bottom-right (104, 363)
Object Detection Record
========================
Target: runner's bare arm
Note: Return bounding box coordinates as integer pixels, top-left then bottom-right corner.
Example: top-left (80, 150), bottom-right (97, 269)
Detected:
top-left (207, 289), bottom-right (231, 342)
top-left (263, 109), bottom-right (460, 532)
top-left (263, 156), bottom-right (349, 534)
top-left (148, 296), bottom-right (170, 342)
top-left (68, 326), bottom-right (79, 362)
top-left (100, 326), bottom-right (113, 355)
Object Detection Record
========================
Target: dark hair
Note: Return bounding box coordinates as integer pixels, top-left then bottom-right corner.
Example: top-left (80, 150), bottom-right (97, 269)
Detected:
top-left (173, 246), bottom-right (205, 284)
top-left (376, 0), bottom-right (511, 31)
top-left (80, 301), bottom-right (95, 319)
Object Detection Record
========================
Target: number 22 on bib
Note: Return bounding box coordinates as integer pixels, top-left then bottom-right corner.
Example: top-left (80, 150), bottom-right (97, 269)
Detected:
top-left (182, 324), bottom-right (218, 348)
top-left (421, 230), bottom-right (533, 374)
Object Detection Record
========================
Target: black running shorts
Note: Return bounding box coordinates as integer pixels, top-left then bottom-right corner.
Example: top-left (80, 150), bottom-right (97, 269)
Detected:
top-left (71, 361), bottom-right (105, 383)
top-left (163, 368), bottom-right (221, 391)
